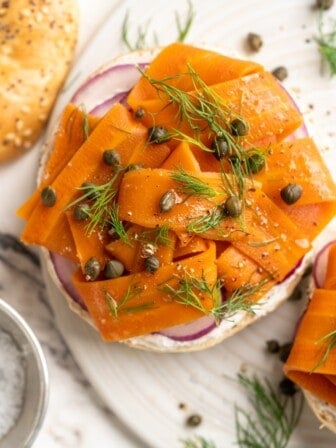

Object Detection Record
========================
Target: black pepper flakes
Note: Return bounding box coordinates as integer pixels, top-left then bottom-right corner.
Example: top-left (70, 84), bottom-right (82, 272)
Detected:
top-left (266, 339), bottom-right (280, 354)
top-left (279, 377), bottom-right (297, 396)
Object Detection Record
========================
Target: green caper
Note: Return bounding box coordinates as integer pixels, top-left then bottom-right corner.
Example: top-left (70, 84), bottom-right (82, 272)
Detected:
top-left (224, 195), bottom-right (242, 218)
top-left (159, 190), bottom-right (175, 213)
top-left (280, 183), bottom-right (303, 205)
top-left (134, 107), bottom-right (145, 119)
top-left (74, 203), bottom-right (90, 221)
top-left (145, 255), bottom-right (160, 274)
top-left (230, 118), bottom-right (249, 137)
top-left (211, 137), bottom-right (229, 160)
top-left (247, 152), bottom-right (265, 174)
top-left (185, 414), bottom-right (202, 427)
top-left (104, 259), bottom-right (125, 279)
top-left (102, 149), bottom-right (121, 168)
top-left (81, 182), bottom-right (99, 200)
top-left (246, 32), bottom-right (263, 52)
top-left (125, 163), bottom-right (144, 172)
top-left (41, 186), bottom-right (57, 207)
top-left (148, 126), bottom-right (171, 144)
top-left (272, 66), bottom-right (288, 82)
top-left (84, 257), bottom-right (101, 281)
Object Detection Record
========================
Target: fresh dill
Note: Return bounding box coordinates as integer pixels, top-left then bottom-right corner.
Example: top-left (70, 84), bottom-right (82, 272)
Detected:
top-left (136, 224), bottom-right (171, 247)
top-left (104, 285), bottom-right (153, 319)
top-left (106, 203), bottom-right (130, 245)
top-left (235, 373), bottom-right (303, 448)
top-left (171, 167), bottom-right (220, 199)
top-left (312, 329), bottom-right (336, 371)
top-left (316, 11), bottom-right (336, 76)
top-left (180, 437), bottom-right (216, 448)
top-left (121, 1), bottom-right (195, 51)
top-left (160, 270), bottom-right (265, 323)
top-left (186, 206), bottom-right (224, 234)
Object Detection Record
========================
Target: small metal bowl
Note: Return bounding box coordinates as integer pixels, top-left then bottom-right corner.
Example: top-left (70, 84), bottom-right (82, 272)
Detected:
top-left (0, 298), bottom-right (48, 448)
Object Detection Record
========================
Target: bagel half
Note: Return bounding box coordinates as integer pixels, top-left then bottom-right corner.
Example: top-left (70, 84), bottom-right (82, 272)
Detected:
top-left (22, 45), bottom-right (335, 353)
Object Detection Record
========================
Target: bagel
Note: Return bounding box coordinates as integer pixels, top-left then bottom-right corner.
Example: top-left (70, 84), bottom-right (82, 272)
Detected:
top-left (19, 43), bottom-right (336, 353)
top-left (0, 0), bottom-right (78, 163)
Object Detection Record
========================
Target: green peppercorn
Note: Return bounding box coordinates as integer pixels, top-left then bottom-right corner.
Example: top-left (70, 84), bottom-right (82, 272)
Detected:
top-left (224, 195), bottom-right (242, 218)
top-left (125, 163), bottom-right (144, 172)
top-left (316, 0), bottom-right (334, 10)
top-left (74, 203), bottom-right (90, 221)
top-left (246, 32), bottom-right (263, 52)
top-left (148, 126), bottom-right (171, 143)
top-left (230, 118), bottom-right (249, 137)
top-left (247, 153), bottom-right (265, 174)
top-left (278, 342), bottom-right (293, 363)
top-left (266, 339), bottom-right (280, 354)
top-left (280, 183), bottom-right (303, 205)
top-left (104, 259), bottom-right (125, 279)
top-left (41, 186), bottom-right (57, 207)
top-left (159, 190), bottom-right (175, 213)
top-left (279, 378), bottom-right (297, 396)
top-left (81, 182), bottom-right (100, 200)
top-left (102, 149), bottom-right (121, 168)
top-left (272, 66), bottom-right (288, 82)
top-left (185, 414), bottom-right (202, 427)
top-left (145, 255), bottom-right (160, 273)
top-left (134, 107), bottom-right (145, 119)
top-left (211, 137), bottom-right (230, 160)
top-left (84, 257), bottom-right (101, 281)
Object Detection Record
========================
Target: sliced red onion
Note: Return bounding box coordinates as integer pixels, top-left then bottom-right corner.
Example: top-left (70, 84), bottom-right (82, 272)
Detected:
top-left (89, 92), bottom-right (128, 117)
top-left (50, 253), bottom-right (86, 309)
top-left (71, 63), bottom-right (148, 113)
top-left (313, 240), bottom-right (336, 288)
top-left (158, 315), bottom-right (216, 341)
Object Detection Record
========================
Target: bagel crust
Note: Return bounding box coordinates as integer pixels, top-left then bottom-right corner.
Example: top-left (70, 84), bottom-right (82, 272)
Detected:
top-left (0, 0), bottom-right (78, 163)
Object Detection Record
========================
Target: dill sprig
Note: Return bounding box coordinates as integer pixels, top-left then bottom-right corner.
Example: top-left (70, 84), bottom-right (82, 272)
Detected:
top-left (186, 206), bottom-right (225, 234)
top-left (160, 270), bottom-right (265, 323)
top-left (180, 437), bottom-right (216, 448)
top-left (136, 224), bottom-right (171, 247)
top-left (316, 11), bottom-right (336, 76)
top-left (312, 329), bottom-right (336, 371)
top-left (235, 373), bottom-right (303, 448)
top-left (106, 203), bottom-right (130, 245)
top-left (121, 1), bottom-right (195, 51)
top-left (171, 167), bottom-right (220, 199)
top-left (104, 285), bottom-right (154, 319)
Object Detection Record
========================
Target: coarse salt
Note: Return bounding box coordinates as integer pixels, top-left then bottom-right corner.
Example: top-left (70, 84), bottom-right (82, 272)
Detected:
top-left (0, 329), bottom-right (25, 439)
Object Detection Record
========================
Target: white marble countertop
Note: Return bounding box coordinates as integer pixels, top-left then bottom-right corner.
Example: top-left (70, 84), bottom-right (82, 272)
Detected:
top-left (1, 1), bottom-right (336, 447)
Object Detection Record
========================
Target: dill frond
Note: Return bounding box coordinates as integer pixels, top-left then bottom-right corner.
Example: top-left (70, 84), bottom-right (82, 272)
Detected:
top-left (106, 203), bottom-right (130, 245)
top-left (171, 167), bottom-right (220, 199)
top-left (175, 0), bottom-right (195, 42)
top-left (104, 284), bottom-right (150, 319)
top-left (235, 373), bottom-right (303, 448)
top-left (186, 206), bottom-right (224, 234)
top-left (316, 11), bottom-right (336, 76)
top-left (180, 436), bottom-right (216, 448)
top-left (136, 224), bottom-right (172, 247)
top-left (312, 329), bottom-right (336, 371)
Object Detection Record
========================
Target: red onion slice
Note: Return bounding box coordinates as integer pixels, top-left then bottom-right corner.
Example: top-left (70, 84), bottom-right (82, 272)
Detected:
top-left (89, 92), bottom-right (128, 116)
top-left (71, 63), bottom-right (148, 112)
top-left (313, 240), bottom-right (336, 288)
top-left (158, 315), bottom-right (216, 341)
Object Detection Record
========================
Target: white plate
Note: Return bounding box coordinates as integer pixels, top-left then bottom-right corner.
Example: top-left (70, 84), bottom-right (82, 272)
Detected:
top-left (42, 0), bottom-right (336, 446)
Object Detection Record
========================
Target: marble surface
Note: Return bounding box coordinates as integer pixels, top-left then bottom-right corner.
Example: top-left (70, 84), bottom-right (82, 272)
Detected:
top-left (1, 1), bottom-right (336, 447)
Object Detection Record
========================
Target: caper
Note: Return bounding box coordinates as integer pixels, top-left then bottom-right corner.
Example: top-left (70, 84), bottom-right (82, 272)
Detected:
top-left (272, 66), bottom-right (288, 82)
top-left (125, 163), bottom-right (144, 172)
top-left (278, 342), bottom-right (293, 363)
top-left (246, 32), bottom-right (263, 52)
top-left (134, 107), bottom-right (145, 119)
top-left (280, 183), bottom-right (302, 205)
top-left (148, 126), bottom-right (171, 144)
top-left (104, 259), bottom-right (125, 279)
top-left (102, 149), bottom-right (121, 168)
top-left (211, 137), bottom-right (229, 160)
top-left (266, 339), bottom-right (280, 354)
top-left (316, 0), bottom-right (334, 10)
top-left (229, 155), bottom-right (241, 167)
top-left (41, 186), bottom-right (57, 207)
top-left (185, 414), bottom-right (202, 427)
top-left (159, 190), bottom-right (175, 213)
top-left (81, 182), bottom-right (99, 200)
top-left (224, 195), bottom-right (242, 218)
top-left (145, 255), bottom-right (160, 274)
top-left (247, 152), bottom-right (265, 174)
top-left (74, 203), bottom-right (90, 221)
top-left (230, 118), bottom-right (249, 137)
top-left (279, 378), bottom-right (297, 397)
top-left (84, 257), bottom-right (101, 281)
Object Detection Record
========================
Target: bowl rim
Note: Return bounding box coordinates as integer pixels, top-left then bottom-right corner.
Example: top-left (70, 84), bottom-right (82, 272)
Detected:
top-left (0, 297), bottom-right (49, 447)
